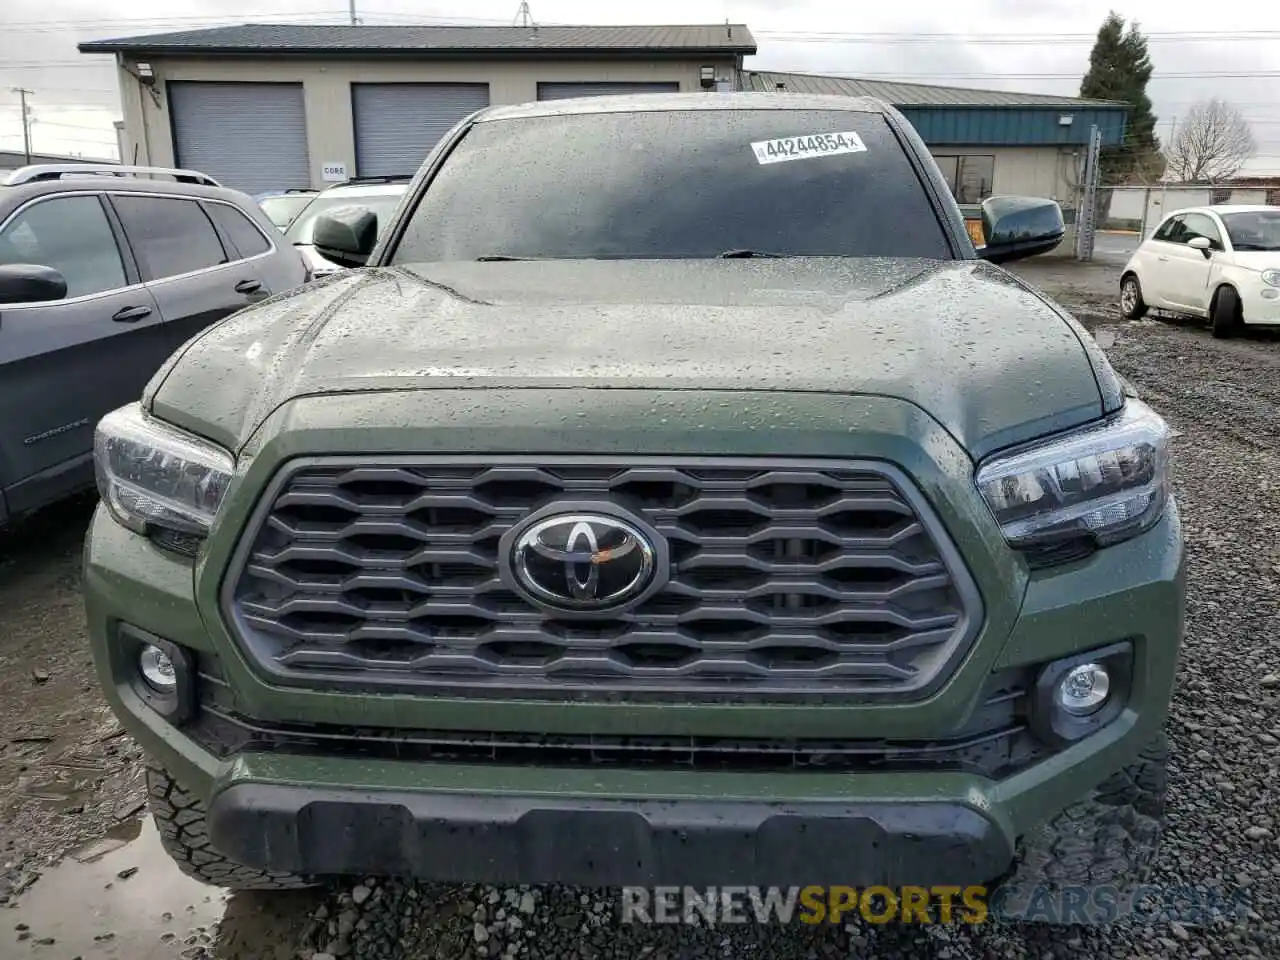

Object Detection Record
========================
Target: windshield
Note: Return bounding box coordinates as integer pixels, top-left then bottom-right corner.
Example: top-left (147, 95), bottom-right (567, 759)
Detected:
top-left (1221, 211), bottom-right (1280, 251)
top-left (259, 194), bottom-right (315, 230)
top-left (285, 190), bottom-right (406, 245)
top-left (391, 109), bottom-right (951, 263)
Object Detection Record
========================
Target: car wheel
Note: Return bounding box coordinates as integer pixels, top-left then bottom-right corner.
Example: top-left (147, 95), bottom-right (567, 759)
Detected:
top-left (146, 764), bottom-right (315, 890)
top-left (1119, 274), bottom-right (1148, 320)
top-left (989, 733), bottom-right (1168, 925)
top-left (1211, 286), bottom-right (1242, 338)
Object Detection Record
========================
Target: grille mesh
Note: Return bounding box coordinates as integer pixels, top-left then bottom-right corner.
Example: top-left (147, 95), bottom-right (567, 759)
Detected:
top-left (226, 459), bottom-right (979, 701)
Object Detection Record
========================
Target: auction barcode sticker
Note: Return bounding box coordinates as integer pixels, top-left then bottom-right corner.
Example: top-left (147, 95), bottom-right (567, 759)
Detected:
top-left (751, 131), bottom-right (867, 165)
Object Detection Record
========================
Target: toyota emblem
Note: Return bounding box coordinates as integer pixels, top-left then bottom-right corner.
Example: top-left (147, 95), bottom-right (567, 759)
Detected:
top-left (507, 512), bottom-right (659, 612)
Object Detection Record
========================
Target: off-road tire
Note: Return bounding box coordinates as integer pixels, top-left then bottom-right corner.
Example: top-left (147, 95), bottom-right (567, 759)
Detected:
top-left (1211, 286), bottom-right (1242, 338)
top-left (1119, 274), bottom-right (1148, 320)
top-left (146, 764), bottom-right (315, 890)
top-left (990, 733), bottom-right (1168, 924)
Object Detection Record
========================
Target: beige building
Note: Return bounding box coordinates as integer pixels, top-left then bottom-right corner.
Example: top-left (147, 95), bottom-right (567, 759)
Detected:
top-left (78, 24), bottom-right (1128, 260)
top-left (78, 24), bottom-right (755, 193)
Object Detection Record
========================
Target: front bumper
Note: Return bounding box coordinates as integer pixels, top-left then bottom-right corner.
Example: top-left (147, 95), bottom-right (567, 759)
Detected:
top-left (1243, 283), bottom-right (1280, 324)
top-left (208, 765), bottom-right (1010, 886)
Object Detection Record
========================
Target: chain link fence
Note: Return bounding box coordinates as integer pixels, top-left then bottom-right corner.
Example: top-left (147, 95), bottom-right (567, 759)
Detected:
top-left (1102, 183), bottom-right (1280, 238)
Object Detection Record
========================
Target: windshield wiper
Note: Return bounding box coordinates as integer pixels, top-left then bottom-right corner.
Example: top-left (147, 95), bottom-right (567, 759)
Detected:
top-left (476, 255), bottom-right (539, 261)
top-left (1231, 242), bottom-right (1278, 251)
top-left (717, 249), bottom-right (786, 259)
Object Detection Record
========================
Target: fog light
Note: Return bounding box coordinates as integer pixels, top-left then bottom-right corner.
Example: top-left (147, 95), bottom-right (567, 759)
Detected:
top-left (1055, 662), bottom-right (1110, 715)
top-left (118, 625), bottom-right (196, 724)
top-left (139, 643), bottom-right (177, 693)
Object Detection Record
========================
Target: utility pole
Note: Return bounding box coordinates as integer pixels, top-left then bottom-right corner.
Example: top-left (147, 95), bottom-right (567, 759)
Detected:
top-left (1075, 124), bottom-right (1102, 260)
top-left (348, 0), bottom-right (359, 26)
top-left (1157, 115), bottom-right (1176, 225)
top-left (10, 87), bottom-right (33, 164)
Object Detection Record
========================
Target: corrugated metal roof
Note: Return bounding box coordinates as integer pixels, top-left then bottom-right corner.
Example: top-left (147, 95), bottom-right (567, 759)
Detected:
top-left (79, 23), bottom-right (757, 56)
top-left (744, 70), bottom-right (1125, 109)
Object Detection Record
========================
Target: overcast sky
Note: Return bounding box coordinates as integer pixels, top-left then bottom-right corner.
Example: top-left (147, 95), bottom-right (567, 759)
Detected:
top-left (3, 0), bottom-right (1279, 171)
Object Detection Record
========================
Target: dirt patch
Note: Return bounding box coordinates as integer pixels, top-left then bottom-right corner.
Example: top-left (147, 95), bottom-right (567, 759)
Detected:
top-left (0, 495), bottom-right (147, 906)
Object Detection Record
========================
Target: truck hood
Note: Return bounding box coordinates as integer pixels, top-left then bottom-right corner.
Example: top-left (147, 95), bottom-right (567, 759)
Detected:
top-left (148, 257), bottom-right (1117, 459)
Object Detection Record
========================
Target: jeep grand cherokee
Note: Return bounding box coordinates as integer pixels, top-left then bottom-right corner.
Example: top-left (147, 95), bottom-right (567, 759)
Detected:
top-left (84, 94), bottom-right (1183, 918)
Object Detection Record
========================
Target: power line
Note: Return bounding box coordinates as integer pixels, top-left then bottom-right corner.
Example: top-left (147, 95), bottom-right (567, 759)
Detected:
top-left (2, 14), bottom-right (1271, 37)
top-left (27, 119), bottom-right (116, 139)
top-left (29, 60), bottom-right (1280, 80)
top-left (0, 87), bottom-right (119, 95)
top-left (1, 10), bottom-right (344, 29)
top-left (755, 29), bottom-right (1280, 45)
top-left (0, 104), bottom-right (118, 114)
top-left (765, 68), bottom-right (1280, 80)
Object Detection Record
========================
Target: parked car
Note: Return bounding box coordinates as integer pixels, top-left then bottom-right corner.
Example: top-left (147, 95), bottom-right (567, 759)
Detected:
top-left (0, 163), bottom-right (308, 528)
top-left (85, 94), bottom-right (1181, 925)
top-left (1120, 204), bottom-right (1280, 337)
top-left (254, 189), bottom-right (318, 232)
top-left (282, 177), bottom-right (409, 278)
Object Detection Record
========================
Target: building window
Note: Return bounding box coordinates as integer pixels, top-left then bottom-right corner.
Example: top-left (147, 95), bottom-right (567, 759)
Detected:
top-left (932, 154), bottom-right (996, 204)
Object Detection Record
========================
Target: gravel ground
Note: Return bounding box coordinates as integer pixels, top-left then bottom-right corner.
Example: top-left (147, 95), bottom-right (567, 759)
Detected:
top-left (2, 256), bottom-right (1278, 958)
top-left (0, 493), bottom-right (148, 908)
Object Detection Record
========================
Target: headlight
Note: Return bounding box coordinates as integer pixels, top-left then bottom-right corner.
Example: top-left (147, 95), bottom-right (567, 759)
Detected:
top-left (975, 400), bottom-right (1170, 560)
top-left (94, 403), bottom-right (234, 553)
top-left (1261, 269), bottom-right (1280, 287)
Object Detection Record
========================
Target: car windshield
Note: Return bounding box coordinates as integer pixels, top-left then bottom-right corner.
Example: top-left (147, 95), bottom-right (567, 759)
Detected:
top-left (285, 190), bottom-right (406, 245)
top-left (391, 108), bottom-right (951, 263)
top-left (1220, 211), bottom-right (1280, 251)
top-left (259, 194), bottom-right (315, 230)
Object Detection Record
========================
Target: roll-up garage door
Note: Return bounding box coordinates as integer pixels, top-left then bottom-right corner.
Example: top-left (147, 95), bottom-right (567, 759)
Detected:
top-left (536, 82), bottom-right (681, 101)
top-left (169, 82), bottom-right (309, 194)
top-left (352, 83), bottom-right (490, 178)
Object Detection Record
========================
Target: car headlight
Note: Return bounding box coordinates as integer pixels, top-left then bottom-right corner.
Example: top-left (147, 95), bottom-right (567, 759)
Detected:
top-left (94, 403), bottom-right (234, 555)
top-left (1261, 269), bottom-right (1280, 287)
top-left (975, 400), bottom-right (1170, 562)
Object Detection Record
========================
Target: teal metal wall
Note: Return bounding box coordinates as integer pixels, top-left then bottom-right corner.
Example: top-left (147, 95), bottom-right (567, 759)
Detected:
top-left (899, 106), bottom-right (1127, 146)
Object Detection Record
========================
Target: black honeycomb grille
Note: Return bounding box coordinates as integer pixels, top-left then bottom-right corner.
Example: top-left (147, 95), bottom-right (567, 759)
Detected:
top-left (225, 459), bottom-right (981, 702)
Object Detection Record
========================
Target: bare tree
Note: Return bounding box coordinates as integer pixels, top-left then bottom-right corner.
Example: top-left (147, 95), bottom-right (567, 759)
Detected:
top-left (1165, 98), bottom-right (1256, 182)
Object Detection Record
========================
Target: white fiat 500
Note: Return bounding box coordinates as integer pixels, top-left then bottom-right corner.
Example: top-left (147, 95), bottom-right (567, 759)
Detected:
top-left (1120, 205), bottom-right (1280, 337)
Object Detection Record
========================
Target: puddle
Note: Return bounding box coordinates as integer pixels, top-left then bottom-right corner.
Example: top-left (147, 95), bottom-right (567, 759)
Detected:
top-left (7, 817), bottom-right (320, 959)
top-left (72, 818), bottom-right (144, 864)
top-left (1094, 328), bottom-right (1117, 349)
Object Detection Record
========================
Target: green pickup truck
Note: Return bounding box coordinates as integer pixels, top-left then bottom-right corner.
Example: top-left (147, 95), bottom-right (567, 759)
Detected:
top-left (85, 93), bottom-right (1182, 921)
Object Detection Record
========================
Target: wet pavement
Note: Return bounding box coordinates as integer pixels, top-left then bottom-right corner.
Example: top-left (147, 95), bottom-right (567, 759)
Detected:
top-left (1089, 230), bottom-right (1140, 266)
top-left (6, 816), bottom-right (320, 959)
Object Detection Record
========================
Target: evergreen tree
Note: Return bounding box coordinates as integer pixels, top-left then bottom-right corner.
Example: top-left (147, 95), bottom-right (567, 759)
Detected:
top-left (1080, 12), bottom-right (1163, 183)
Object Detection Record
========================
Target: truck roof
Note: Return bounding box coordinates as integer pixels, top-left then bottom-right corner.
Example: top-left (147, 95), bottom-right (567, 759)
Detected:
top-left (477, 91), bottom-right (892, 124)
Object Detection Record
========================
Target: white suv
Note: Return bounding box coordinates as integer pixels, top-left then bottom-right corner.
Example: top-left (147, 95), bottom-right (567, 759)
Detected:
top-left (1120, 204), bottom-right (1280, 337)
top-left (283, 177), bottom-right (409, 279)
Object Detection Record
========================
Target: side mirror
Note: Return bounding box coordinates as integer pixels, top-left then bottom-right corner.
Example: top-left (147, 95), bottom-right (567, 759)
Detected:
top-left (1187, 236), bottom-right (1213, 258)
top-left (976, 197), bottom-right (1066, 264)
top-left (0, 264), bottom-right (68, 305)
top-left (311, 206), bottom-right (378, 269)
